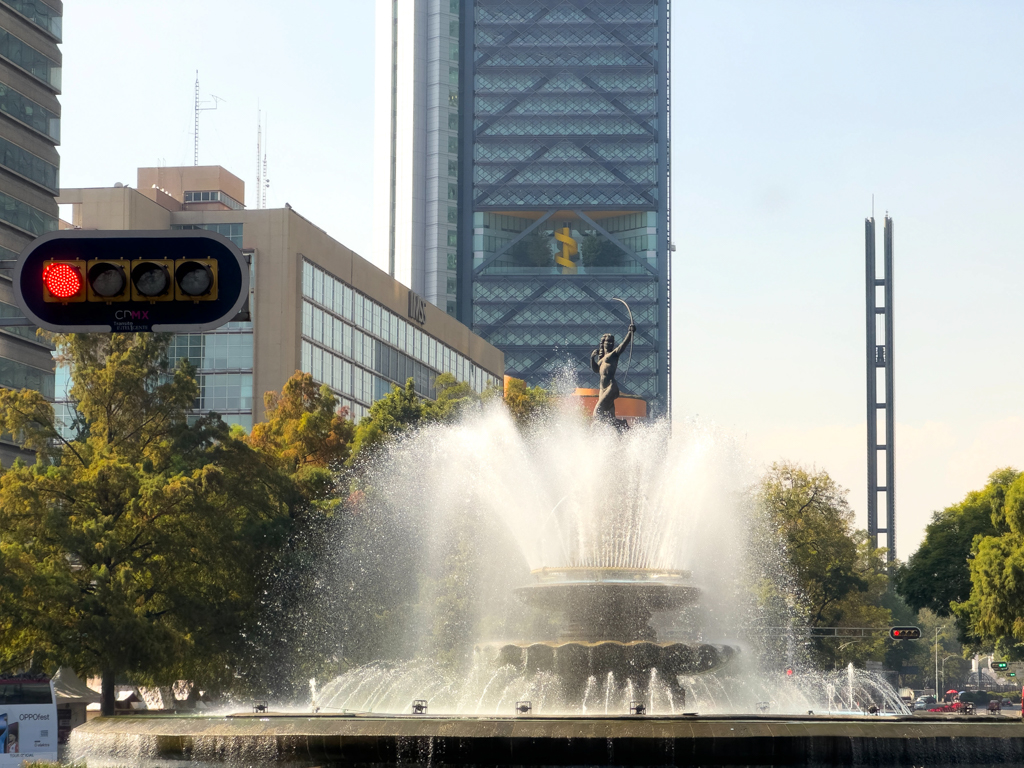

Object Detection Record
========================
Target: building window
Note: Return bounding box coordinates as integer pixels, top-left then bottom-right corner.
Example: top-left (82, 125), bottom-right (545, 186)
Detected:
top-left (449, 19), bottom-right (458, 37)
top-left (448, 135), bottom-right (459, 154)
top-left (448, 90), bottom-right (458, 108)
top-left (447, 252), bottom-right (457, 270)
top-left (448, 183), bottom-right (458, 200)
top-left (447, 205), bottom-right (457, 223)
top-left (0, 189), bottom-right (56, 236)
top-left (447, 159), bottom-right (458, 177)
top-left (450, 0), bottom-right (458, 10)
top-left (448, 113), bottom-right (459, 130)
top-left (183, 190), bottom-right (244, 210)
top-left (0, 135), bottom-right (57, 192)
top-left (0, 28), bottom-right (60, 90)
top-left (0, 83), bottom-right (59, 141)
top-left (446, 276), bottom-right (457, 294)
top-left (173, 222), bottom-right (243, 248)
top-left (0, 300), bottom-right (49, 346)
top-left (450, 41), bottom-right (458, 60)
top-left (0, 357), bottom-right (52, 399)
top-left (0, 0), bottom-right (62, 40)
top-left (446, 300), bottom-right (456, 316)
top-left (449, 66), bottom-right (458, 84)
top-left (447, 230), bottom-right (458, 247)
top-left (196, 373), bottom-right (253, 412)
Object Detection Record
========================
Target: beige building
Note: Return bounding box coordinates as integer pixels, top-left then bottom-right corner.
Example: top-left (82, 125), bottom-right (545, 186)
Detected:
top-left (58, 165), bottom-right (504, 428)
top-left (0, 0), bottom-right (62, 464)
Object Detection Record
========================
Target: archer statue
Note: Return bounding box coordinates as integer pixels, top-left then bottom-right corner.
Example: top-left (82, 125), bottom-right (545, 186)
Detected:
top-left (590, 319), bottom-right (635, 423)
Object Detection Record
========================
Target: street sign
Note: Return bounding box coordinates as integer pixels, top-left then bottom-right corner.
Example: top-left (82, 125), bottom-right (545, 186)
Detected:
top-left (14, 230), bottom-right (248, 333)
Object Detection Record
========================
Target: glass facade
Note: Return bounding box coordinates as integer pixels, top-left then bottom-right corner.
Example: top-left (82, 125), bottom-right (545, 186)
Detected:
top-left (0, 300), bottom-right (51, 345)
top-left (301, 259), bottom-right (499, 422)
top-left (0, 355), bottom-right (51, 398)
top-left (0, 27), bottom-right (59, 89)
top-left (461, 0), bottom-right (669, 413)
top-left (184, 190), bottom-right (244, 210)
top-left (169, 223), bottom-right (253, 430)
top-left (0, 1), bottom-right (62, 40)
top-left (0, 133), bottom-right (57, 192)
top-left (0, 186), bottom-right (56, 235)
top-left (0, 82), bottom-right (59, 141)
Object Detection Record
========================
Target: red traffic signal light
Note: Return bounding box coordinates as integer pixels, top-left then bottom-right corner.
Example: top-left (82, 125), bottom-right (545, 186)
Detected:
top-left (785, 667), bottom-right (794, 677)
top-left (43, 260), bottom-right (86, 302)
top-left (889, 627), bottom-right (922, 640)
top-left (14, 231), bottom-right (248, 333)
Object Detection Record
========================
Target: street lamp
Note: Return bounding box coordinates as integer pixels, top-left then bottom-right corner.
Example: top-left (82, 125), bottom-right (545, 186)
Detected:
top-left (941, 654), bottom-right (958, 698)
top-left (935, 626), bottom-right (946, 694)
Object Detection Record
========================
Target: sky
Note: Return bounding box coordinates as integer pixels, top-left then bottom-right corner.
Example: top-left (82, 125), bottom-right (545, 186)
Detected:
top-left (58, 1), bottom-right (1024, 556)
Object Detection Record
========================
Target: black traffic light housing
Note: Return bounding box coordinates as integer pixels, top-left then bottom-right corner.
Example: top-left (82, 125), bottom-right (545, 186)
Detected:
top-left (889, 626), bottom-right (922, 640)
top-left (15, 230), bottom-right (249, 333)
top-left (995, 661), bottom-right (1009, 671)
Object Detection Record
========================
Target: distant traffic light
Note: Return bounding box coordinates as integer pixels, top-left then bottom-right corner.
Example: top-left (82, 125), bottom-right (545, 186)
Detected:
top-left (1009, 672), bottom-right (1016, 678)
top-left (995, 661), bottom-right (1009, 671)
top-left (785, 667), bottom-right (794, 677)
top-left (889, 627), bottom-right (922, 640)
top-left (15, 231), bottom-right (248, 333)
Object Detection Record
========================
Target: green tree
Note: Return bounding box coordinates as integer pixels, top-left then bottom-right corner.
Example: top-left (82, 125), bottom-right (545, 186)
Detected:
top-left (757, 462), bottom-right (891, 667)
top-left (512, 232), bottom-right (554, 267)
top-left (248, 371), bottom-right (355, 503)
top-left (580, 234), bottom-right (624, 268)
top-left (423, 372), bottom-right (479, 424)
top-left (895, 469), bottom-right (1009, 621)
top-left (0, 334), bottom-right (290, 714)
top-left (952, 470), bottom-right (1024, 656)
top-left (493, 376), bottom-right (551, 426)
top-left (347, 378), bottom-right (425, 466)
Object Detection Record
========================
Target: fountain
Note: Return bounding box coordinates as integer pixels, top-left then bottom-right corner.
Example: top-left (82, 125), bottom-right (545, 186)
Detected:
top-left (70, 317), bottom-right (1024, 766)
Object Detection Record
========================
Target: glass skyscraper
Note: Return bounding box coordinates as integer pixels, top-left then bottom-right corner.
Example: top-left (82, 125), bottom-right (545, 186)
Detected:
top-left (457, 0), bottom-right (671, 414)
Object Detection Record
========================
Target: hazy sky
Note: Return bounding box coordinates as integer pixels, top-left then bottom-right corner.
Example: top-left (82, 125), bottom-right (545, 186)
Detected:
top-left (58, 1), bottom-right (1024, 555)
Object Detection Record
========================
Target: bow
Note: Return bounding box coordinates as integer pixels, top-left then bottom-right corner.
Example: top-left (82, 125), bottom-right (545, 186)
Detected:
top-left (610, 297), bottom-right (634, 380)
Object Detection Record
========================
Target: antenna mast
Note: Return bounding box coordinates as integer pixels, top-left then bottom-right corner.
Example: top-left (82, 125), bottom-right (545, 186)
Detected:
top-left (262, 115), bottom-right (269, 209)
top-left (256, 107), bottom-right (262, 208)
top-left (193, 71), bottom-right (224, 166)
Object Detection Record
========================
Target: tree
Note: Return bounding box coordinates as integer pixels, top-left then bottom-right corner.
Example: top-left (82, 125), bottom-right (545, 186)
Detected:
top-left (512, 232), bottom-right (554, 267)
top-left (756, 462), bottom-right (891, 667)
top-left (423, 372), bottom-right (479, 424)
top-left (347, 378), bottom-right (425, 466)
top-left (951, 470), bottom-right (1024, 656)
top-left (580, 234), bottom-right (624, 268)
top-left (895, 469), bottom-right (1009, 621)
top-left (247, 371), bottom-right (355, 503)
top-left (494, 376), bottom-right (551, 426)
top-left (0, 334), bottom-right (290, 714)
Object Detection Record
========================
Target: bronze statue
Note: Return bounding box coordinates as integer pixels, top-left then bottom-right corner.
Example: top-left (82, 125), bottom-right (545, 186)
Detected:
top-left (590, 324), bottom-right (635, 421)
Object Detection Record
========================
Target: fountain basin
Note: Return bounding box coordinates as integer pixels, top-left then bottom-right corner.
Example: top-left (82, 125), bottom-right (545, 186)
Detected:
top-left (70, 712), bottom-right (1024, 767)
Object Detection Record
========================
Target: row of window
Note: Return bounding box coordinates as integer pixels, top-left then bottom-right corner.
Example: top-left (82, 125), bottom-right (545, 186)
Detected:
top-left (194, 372), bottom-right (253, 413)
top-left (0, 300), bottom-right (49, 345)
top-left (0, 186), bottom-right (55, 235)
top-left (184, 190), bottom-right (244, 210)
top-left (0, 26), bottom-right (59, 90)
top-left (0, 132), bottom-right (56, 192)
top-left (172, 222), bottom-right (244, 248)
top-left (0, 1), bottom-right (61, 40)
top-left (301, 260), bottom-right (498, 389)
top-left (0, 82), bottom-right (59, 141)
top-left (304, 340), bottom-right (407, 411)
top-left (0, 355), bottom-right (51, 398)
top-left (167, 331), bottom-right (254, 372)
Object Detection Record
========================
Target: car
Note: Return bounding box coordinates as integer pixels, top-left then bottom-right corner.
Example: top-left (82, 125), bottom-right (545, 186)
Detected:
top-left (913, 700), bottom-right (929, 711)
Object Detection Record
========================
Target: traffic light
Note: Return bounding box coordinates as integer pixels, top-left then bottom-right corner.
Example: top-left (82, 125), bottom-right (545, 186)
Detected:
top-left (889, 627), bottom-right (922, 640)
top-left (995, 661), bottom-right (1009, 671)
top-left (1010, 672), bottom-right (1017, 678)
top-left (785, 667), bottom-right (794, 677)
top-left (14, 230), bottom-right (248, 333)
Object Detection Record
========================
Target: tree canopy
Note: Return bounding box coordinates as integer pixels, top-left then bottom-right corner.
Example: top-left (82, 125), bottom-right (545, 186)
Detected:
top-left (895, 469), bottom-right (1009, 621)
top-left (0, 334), bottom-right (292, 713)
top-left (756, 462), bottom-right (890, 668)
